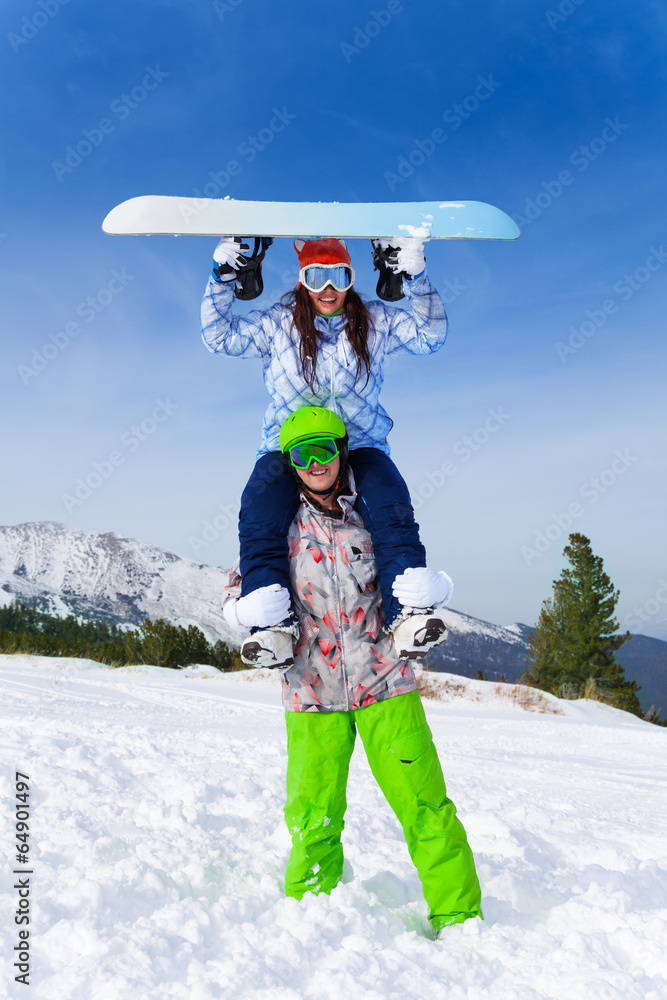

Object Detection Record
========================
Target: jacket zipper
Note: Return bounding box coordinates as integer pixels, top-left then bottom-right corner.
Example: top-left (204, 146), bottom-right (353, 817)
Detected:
top-left (322, 317), bottom-right (337, 414)
top-left (330, 517), bottom-right (350, 710)
top-left (322, 315), bottom-right (348, 416)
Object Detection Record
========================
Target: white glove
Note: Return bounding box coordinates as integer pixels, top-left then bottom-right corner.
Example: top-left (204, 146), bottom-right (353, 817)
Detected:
top-left (395, 237), bottom-right (426, 277)
top-left (212, 236), bottom-right (249, 280)
top-left (376, 237), bottom-right (426, 277)
top-left (224, 584), bottom-right (291, 632)
top-left (392, 567), bottom-right (453, 608)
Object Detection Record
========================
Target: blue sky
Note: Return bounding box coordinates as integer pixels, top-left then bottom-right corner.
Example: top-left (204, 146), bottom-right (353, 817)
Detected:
top-left (2, 0), bottom-right (666, 639)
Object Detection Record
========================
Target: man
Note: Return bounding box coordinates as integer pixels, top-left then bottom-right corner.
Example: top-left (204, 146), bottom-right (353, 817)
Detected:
top-left (222, 406), bottom-right (482, 935)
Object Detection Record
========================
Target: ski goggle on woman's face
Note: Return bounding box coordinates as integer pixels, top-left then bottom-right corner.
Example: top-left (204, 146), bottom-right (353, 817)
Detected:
top-left (289, 437), bottom-right (340, 470)
top-left (299, 263), bottom-right (355, 293)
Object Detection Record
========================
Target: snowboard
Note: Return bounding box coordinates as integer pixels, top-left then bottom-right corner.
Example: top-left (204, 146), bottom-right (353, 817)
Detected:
top-left (102, 197), bottom-right (520, 241)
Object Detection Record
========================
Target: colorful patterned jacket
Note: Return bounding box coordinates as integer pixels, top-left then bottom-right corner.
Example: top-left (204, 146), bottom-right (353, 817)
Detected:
top-left (223, 476), bottom-right (417, 712)
top-left (201, 271), bottom-right (447, 458)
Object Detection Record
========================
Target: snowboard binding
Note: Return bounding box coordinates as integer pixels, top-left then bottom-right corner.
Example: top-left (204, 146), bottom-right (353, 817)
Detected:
top-left (371, 240), bottom-right (407, 301)
top-left (213, 236), bottom-right (274, 300)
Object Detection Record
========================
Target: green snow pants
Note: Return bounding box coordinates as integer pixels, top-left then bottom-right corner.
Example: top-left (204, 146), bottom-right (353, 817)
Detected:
top-left (283, 689), bottom-right (482, 931)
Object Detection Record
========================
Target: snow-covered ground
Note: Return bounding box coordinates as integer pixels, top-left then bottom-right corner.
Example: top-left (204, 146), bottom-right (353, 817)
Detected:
top-left (1, 655), bottom-right (666, 1000)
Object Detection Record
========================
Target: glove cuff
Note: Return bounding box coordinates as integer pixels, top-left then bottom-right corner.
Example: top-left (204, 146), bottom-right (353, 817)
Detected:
top-left (433, 570), bottom-right (454, 607)
top-left (223, 598), bottom-right (250, 634)
top-left (212, 261), bottom-right (237, 283)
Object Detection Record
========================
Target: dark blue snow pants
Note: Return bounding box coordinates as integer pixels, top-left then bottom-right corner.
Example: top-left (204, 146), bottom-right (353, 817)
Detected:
top-left (238, 447), bottom-right (426, 627)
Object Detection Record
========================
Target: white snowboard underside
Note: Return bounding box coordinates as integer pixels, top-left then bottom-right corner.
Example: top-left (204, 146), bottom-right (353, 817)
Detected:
top-left (102, 197), bottom-right (520, 240)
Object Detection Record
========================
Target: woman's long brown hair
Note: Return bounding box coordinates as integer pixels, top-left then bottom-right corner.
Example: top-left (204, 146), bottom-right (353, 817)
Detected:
top-left (281, 285), bottom-right (374, 390)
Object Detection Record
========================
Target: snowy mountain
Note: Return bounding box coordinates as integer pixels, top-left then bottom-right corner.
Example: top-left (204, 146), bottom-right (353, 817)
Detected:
top-left (1, 520), bottom-right (663, 714)
top-left (0, 521), bottom-right (532, 660)
top-left (0, 521), bottom-right (236, 645)
top-left (426, 608), bottom-right (532, 681)
top-left (614, 633), bottom-right (667, 717)
top-left (427, 609), bottom-right (667, 718)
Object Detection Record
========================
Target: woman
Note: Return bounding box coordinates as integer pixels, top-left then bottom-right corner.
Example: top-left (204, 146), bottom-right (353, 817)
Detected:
top-left (222, 407), bottom-right (482, 937)
top-left (201, 234), bottom-right (450, 663)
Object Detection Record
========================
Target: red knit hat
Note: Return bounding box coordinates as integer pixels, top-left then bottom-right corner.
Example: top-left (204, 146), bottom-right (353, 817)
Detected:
top-left (294, 238), bottom-right (351, 268)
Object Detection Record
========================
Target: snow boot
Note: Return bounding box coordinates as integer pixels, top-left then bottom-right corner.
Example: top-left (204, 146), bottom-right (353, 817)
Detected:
top-left (391, 608), bottom-right (448, 659)
top-left (241, 628), bottom-right (295, 668)
top-left (434, 913), bottom-right (483, 937)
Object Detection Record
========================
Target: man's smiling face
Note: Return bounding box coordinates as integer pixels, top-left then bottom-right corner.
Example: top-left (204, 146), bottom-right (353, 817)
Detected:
top-left (294, 454), bottom-right (341, 496)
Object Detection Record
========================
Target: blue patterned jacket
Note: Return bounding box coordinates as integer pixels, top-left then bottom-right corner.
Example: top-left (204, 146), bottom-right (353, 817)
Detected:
top-left (200, 272), bottom-right (447, 457)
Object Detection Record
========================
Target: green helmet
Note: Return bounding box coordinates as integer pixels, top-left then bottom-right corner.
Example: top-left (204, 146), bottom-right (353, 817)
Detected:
top-left (279, 406), bottom-right (347, 453)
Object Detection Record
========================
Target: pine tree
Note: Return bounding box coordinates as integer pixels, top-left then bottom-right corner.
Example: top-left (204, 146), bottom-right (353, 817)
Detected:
top-left (523, 533), bottom-right (642, 716)
top-left (0, 601), bottom-right (242, 672)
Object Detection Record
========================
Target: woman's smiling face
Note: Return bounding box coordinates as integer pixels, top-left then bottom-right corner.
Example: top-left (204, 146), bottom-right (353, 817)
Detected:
top-left (307, 285), bottom-right (348, 315)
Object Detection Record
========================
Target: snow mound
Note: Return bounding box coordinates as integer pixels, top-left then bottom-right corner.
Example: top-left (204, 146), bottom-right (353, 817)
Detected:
top-left (1, 654), bottom-right (665, 999)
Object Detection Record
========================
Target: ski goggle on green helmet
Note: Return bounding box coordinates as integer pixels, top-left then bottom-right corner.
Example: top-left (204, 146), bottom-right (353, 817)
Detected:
top-left (288, 437), bottom-right (340, 469)
top-left (298, 263), bottom-right (355, 293)
top-left (280, 406), bottom-right (348, 469)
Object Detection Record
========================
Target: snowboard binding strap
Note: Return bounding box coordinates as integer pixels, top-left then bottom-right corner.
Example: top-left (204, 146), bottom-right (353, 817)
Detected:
top-left (371, 240), bottom-right (407, 302)
top-left (213, 236), bottom-right (274, 300)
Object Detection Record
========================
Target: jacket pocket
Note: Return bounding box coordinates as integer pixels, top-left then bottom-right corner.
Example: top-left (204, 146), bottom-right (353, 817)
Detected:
top-left (340, 542), bottom-right (377, 593)
top-left (389, 725), bottom-right (447, 810)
